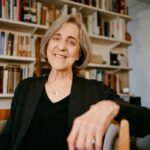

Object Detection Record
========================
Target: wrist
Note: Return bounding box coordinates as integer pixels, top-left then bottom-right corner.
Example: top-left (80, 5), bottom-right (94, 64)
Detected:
top-left (90, 100), bottom-right (120, 117)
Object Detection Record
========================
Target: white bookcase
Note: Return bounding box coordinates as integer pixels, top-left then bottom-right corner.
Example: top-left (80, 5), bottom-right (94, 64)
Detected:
top-left (0, 0), bottom-right (132, 107)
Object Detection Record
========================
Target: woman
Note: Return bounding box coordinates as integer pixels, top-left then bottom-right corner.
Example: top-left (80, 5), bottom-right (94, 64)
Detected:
top-left (0, 14), bottom-right (150, 150)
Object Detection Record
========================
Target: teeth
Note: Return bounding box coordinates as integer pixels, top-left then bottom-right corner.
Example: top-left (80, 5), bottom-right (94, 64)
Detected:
top-left (55, 54), bottom-right (66, 58)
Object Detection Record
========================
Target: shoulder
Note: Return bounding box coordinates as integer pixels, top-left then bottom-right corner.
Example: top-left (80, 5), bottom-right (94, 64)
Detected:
top-left (19, 76), bottom-right (47, 87)
top-left (15, 76), bottom-right (47, 94)
top-left (75, 75), bottom-right (106, 94)
top-left (13, 76), bottom-right (47, 102)
top-left (76, 75), bottom-right (105, 88)
top-left (75, 75), bottom-right (120, 100)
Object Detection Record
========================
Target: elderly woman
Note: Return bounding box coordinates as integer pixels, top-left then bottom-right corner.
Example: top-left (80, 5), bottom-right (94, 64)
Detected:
top-left (0, 14), bottom-right (150, 150)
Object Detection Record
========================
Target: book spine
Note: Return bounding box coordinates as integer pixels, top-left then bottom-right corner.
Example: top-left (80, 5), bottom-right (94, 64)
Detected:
top-left (36, 2), bottom-right (42, 24)
top-left (7, 64), bottom-right (14, 93)
top-left (13, 65), bottom-right (21, 91)
top-left (6, 33), bottom-right (14, 56)
top-left (0, 66), bottom-right (4, 93)
top-left (3, 67), bottom-right (8, 94)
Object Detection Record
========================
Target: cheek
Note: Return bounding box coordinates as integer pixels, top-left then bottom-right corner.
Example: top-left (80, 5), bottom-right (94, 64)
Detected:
top-left (71, 48), bottom-right (80, 59)
top-left (46, 48), bottom-right (51, 58)
top-left (47, 42), bottom-right (54, 55)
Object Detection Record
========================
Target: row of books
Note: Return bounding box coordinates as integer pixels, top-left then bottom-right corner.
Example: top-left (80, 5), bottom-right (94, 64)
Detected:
top-left (70, 0), bottom-right (128, 15)
top-left (0, 31), bottom-right (37, 57)
top-left (104, 0), bottom-right (127, 15)
top-left (79, 69), bottom-right (122, 93)
top-left (0, 0), bottom-right (54, 26)
top-left (0, 64), bottom-right (33, 94)
top-left (86, 12), bottom-right (126, 39)
top-left (59, 4), bottom-right (126, 40)
top-left (0, 0), bottom-right (128, 25)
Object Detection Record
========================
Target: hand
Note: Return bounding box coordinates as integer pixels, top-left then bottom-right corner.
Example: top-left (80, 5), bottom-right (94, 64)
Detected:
top-left (67, 100), bottom-right (120, 150)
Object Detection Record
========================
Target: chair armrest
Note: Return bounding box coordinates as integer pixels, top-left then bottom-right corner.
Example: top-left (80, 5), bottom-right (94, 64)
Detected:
top-left (103, 121), bottom-right (119, 150)
top-left (118, 119), bottom-right (130, 150)
top-left (103, 119), bottom-right (130, 150)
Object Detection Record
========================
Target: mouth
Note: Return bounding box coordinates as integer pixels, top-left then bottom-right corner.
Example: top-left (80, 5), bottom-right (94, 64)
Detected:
top-left (54, 54), bottom-right (67, 59)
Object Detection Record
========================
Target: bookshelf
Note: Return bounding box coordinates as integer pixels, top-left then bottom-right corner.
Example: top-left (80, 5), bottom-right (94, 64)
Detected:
top-left (0, 55), bottom-right (35, 62)
top-left (88, 63), bottom-right (132, 71)
top-left (0, 0), bottom-right (132, 103)
top-left (0, 0), bottom-right (50, 100)
top-left (0, 18), bottom-right (48, 35)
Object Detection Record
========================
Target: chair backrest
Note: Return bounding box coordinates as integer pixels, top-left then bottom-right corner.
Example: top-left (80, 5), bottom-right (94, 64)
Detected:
top-left (0, 109), bottom-right (10, 134)
top-left (0, 109), bottom-right (10, 120)
top-left (103, 119), bottom-right (130, 150)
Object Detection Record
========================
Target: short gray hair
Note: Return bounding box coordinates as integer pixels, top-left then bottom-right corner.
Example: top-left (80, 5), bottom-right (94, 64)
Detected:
top-left (40, 14), bottom-right (92, 69)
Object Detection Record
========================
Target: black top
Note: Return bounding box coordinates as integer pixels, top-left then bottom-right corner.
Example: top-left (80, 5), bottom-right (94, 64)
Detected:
top-left (19, 88), bottom-right (69, 150)
top-left (1, 76), bottom-right (150, 150)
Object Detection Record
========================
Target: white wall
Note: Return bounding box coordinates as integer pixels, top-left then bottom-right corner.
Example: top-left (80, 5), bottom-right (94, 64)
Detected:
top-left (128, 2), bottom-right (150, 149)
top-left (128, 2), bottom-right (150, 108)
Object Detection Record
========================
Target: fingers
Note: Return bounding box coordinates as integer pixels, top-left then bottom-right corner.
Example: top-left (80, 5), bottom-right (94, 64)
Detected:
top-left (67, 118), bottom-right (80, 150)
top-left (68, 118), bottom-right (103, 150)
top-left (68, 118), bottom-right (89, 150)
top-left (85, 124), bottom-right (95, 150)
top-left (67, 100), bottom-right (119, 150)
top-left (95, 127), bottom-right (103, 150)
top-left (76, 121), bottom-right (87, 149)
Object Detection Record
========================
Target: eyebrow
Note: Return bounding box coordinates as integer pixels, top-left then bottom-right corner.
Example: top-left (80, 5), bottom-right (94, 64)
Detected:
top-left (54, 33), bottom-right (78, 42)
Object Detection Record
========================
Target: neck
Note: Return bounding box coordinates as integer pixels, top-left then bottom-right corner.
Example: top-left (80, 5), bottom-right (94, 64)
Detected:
top-left (48, 68), bottom-right (73, 83)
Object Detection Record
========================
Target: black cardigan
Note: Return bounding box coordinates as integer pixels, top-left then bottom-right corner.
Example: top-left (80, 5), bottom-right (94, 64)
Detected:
top-left (0, 75), bottom-right (150, 150)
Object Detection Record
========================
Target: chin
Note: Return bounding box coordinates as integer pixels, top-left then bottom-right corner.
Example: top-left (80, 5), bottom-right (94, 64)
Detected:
top-left (51, 65), bottom-right (72, 71)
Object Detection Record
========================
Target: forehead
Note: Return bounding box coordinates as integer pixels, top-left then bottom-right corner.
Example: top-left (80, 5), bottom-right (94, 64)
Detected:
top-left (55, 22), bottom-right (80, 39)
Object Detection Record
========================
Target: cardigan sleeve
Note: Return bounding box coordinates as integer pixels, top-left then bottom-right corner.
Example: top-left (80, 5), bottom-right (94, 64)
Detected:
top-left (0, 81), bottom-right (22, 149)
top-left (0, 78), bottom-right (31, 149)
top-left (101, 82), bottom-right (150, 137)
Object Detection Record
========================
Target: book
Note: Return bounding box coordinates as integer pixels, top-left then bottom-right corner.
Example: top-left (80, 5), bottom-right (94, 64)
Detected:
top-left (7, 64), bottom-right (14, 93)
top-left (6, 33), bottom-right (14, 56)
top-left (3, 67), bottom-right (8, 94)
top-left (35, 37), bottom-right (42, 77)
top-left (13, 65), bottom-right (21, 91)
top-left (36, 2), bottom-right (42, 24)
top-left (0, 66), bottom-right (4, 93)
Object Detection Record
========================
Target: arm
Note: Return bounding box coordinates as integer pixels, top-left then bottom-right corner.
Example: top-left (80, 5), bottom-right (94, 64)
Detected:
top-left (0, 79), bottom-right (26, 149)
top-left (67, 100), bottom-right (119, 150)
top-left (67, 81), bottom-right (150, 150)
top-left (101, 83), bottom-right (150, 137)
top-left (0, 93), bottom-right (17, 149)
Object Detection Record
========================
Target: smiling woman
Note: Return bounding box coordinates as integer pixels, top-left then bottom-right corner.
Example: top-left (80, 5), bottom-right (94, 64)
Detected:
top-left (0, 14), bottom-right (150, 150)
top-left (46, 22), bottom-right (80, 71)
top-left (40, 14), bottom-right (92, 69)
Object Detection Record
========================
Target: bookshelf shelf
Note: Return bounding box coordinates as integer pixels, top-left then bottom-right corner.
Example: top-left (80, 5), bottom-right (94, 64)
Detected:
top-left (0, 18), bottom-right (48, 35)
top-left (89, 34), bottom-right (132, 46)
top-left (0, 94), bottom-right (13, 98)
top-left (119, 93), bottom-right (131, 97)
top-left (88, 63), bottom-right (132, 71)
top-left (0, 55), bottom-right (35, 63)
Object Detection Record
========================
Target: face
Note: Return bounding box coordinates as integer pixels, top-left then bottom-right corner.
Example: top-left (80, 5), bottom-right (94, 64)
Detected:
top-left (47, 22), bottom-right (80, 71)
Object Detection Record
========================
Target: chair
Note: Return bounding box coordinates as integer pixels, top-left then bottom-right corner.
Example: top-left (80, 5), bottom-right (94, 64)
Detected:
top-left (0, 109), bottom-right (130, 150)
top-left (0, 109), bottom-right (10, 134)
top-left (103, 119), bottom-right (130, 150)
top-left (118, 119), bottom-right (130, 150)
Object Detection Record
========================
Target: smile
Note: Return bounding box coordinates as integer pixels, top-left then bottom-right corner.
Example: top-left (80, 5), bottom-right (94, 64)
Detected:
top-left (54, 54), bottom-right (67, 59)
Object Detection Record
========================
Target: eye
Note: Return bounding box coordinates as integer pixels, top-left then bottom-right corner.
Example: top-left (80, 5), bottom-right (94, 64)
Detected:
top-left (68, 39), bottom-right (76, 46)
top-left (52, 35), bottom-right (60, 41)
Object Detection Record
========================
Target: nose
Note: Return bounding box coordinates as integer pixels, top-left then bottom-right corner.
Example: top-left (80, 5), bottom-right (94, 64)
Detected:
top-left (57, 40), bottom-right (66, 51)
